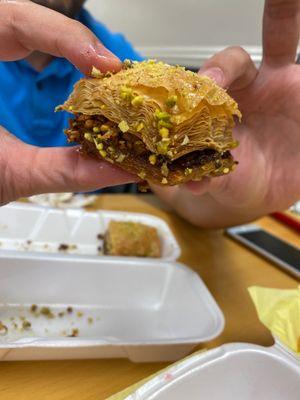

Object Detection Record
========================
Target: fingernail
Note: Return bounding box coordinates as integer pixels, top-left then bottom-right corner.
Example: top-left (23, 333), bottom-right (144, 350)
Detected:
top-left (200, 67), bottom-right (224, 86)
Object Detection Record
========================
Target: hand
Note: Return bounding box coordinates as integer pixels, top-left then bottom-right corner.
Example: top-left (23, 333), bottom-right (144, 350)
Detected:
top-left (153, 0), bottom-right (300, 228)
top-left (0, 0), bottom-right (136, 205)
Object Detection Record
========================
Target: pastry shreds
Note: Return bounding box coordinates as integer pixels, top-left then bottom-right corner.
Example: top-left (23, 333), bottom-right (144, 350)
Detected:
top-left (57, 60), bottom-right (241, 186)
top-left (103, 221), bottom-right (161, 257)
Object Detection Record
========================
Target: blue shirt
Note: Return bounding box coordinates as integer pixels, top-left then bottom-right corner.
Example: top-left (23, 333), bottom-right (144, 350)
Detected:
top-left (0, 9), bottom-right (143, 147)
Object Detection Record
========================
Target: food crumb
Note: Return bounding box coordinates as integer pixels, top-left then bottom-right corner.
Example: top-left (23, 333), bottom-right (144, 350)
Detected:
top-left (30, 304), bottom-right (38, 313)
top-left (22, 320), bottom-right (31, 330)
top-left (58, 312), bottom-right (65, 318)
top-left (97, 246), bottom-right (102, 252)
top-left (68, 328), bottom-right (79, 337)
top-left (77, 311), bottom-right (83, 318)
top-left (40, 307), bottom-right (55, 319)
top-left (97, 233), bottom-right (104, 240)
top-left (0, 322), bottom-right (8, 335)
top-left (66, 307), bottom-right (73, 314)
top-left (58, 243), bottom-right (69, 251)
top-left (26, 240), bottom-right (32, 245)
top-left (20, 316), bottom-right (25, 321)
top-left (88, 317), bottom-right (93, 325)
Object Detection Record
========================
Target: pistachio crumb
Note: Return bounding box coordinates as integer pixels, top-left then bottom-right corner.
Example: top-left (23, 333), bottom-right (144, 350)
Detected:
top-left (68, 106), bottom-right (73, 111)
top-left (138, 171), bottom-right (146, 179)
top-left (22, 320), bottom-right (31, 330)
top-left (96, 143), bottom-right (104, 150)
top-left (131, 96), bottom-right (144, 107)
top-left (223, 167), bottom-right (230, 174)
top-left (93, 127), bottom-right (100, 133)
top-left (99, 150), bottom-right (107, 158)
top-left (0, 322), bottom-right (8, 335)
top-left (161, 178), bottom-right (168, 185)
top-left (91, 66), bottom-right (102, 78)
top-left (84, 133), bottom-right (93, 142)
top-left (100, 124), bottom-right (109, 132)
top-left (185, 168), bottom-right (193, 176)
top-left (165, 95), bottom-right (178, 108)
top-left (116, 154), bottom-right (126, 163)
top-left (159, 127), bottom-right (169, 138)
top-left (149, 154), bottom-right (157, 165)
top-left (118, 120), bottom-right (129, 133)
top-left (161, 163), bottom-right (169, 177)
top-left (77, 311), bottom-right (83, 318)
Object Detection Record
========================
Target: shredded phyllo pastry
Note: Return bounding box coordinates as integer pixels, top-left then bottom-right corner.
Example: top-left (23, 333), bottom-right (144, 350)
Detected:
top-left (57, 60), bottom-right (241, 185)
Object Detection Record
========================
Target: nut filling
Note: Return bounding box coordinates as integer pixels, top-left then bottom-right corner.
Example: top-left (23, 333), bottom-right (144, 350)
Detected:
top-left (65, 114), bottom-right (235, 185)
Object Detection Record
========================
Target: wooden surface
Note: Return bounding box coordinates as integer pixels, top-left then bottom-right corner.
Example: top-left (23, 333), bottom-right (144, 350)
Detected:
top-left (0, 194), bottom-right (299, 400)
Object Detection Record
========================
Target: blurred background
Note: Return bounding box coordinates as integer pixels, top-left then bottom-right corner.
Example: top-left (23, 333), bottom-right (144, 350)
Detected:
top-left (87, 0), bottom-right (265, 68)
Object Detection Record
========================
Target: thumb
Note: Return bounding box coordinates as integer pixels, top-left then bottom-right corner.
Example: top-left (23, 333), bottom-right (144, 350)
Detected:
top-left (0, 128), bottom-right (137, 205)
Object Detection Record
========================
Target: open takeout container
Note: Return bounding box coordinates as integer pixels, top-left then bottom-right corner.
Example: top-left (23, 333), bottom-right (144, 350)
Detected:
top-left (0, 203), bottom-right (224, 361)
top-left (111, 341), bottom-right (300, 400)
top-left (0, 202), bottom-right (180, 261)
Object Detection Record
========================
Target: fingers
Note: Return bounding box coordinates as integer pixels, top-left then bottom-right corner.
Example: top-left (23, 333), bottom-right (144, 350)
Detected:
top-left (0, 128), bottom-right (137, 205)
top-left (199, 46), bottom-right (258, 90)
top-left (263, 0), bottom-right (300, 66)
top-left (0, 0), bottom-right (121, 74)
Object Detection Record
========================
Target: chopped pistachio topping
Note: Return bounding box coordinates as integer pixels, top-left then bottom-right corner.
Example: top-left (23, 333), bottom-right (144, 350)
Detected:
top-left (100, 104), bottom-right (107, 110)
top-left (91, 66), bottom-right (102, 78)
top-left (96, 143), bottom-right (104, 150)
top-left (68, 106), bottom-right (73, 111)
top-left (116, 154), bottom-right (126, 163)
top-left (159, 127), bottom-right (169, 138)
top-left (123, 59), bottom-right (134, 69)
top-left (118, 120), bottom-right (130, 132)
top-left (108, 146), bottom-right (115, 153)
top-left (149, 154), bottom-right (157, 165)
top-left (93, 127), bottom-right (100, 133)
top-left (136, 122), bottom-right (144, 132)
top-left (131, 95), bottom-right (144, 106)
top-left (161, 163), bottom-right (169, 177)
top-left (161, 178), bottom-right (168, 184)
top-left (223, 167), bottom-right (230, 174)
top-left (154, 110), bottom-right (171, 122)
top-left (99, 150), bottom-right (107, 158)
top-left (165, 95), bottom-right (178, 108)
top-left (158, 120), bottom-right (173, 129)
top-left (181, 135), bottom-right (190, 145)
top-left (184, 168), bottom-right (193, 176)
top-left (156, 141), bottom-right (169, 155)
top-left (120, 86), bottom-right (134, 101)
top-left (84, 133), bottom-right (93, 142)
top-left (100, 124), bottom-right (109, 132)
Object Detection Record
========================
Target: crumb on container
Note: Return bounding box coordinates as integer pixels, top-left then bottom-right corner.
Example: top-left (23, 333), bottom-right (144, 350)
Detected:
top-left (88, 317), bottom-right (93, 324)
top-left (40, 306), bottom-right (55, 319)
top-left (30, 304), bottom-right (38, 313)
top-left (22, 320), bottom-right (31, 330)
top-left (68, 328), bottom-right (79, 337)
top-left (76, 311), bottom-right (83, 318)
top-left (0, 322), bottom-right (8, 335)
top-left (58, 243), bottom-right (69, 251)
top-left (67, 306), bottom-right (73, 314)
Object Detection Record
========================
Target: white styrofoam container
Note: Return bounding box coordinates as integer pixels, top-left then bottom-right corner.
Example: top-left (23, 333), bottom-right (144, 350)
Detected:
top-left (0, 203), bottom-right (180, 261)
top-left (0, 253), bottom-right (224, 361)
top-left (124, 342), bottom-right (300, 399)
